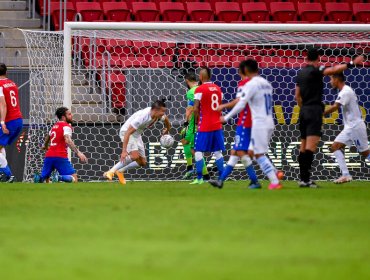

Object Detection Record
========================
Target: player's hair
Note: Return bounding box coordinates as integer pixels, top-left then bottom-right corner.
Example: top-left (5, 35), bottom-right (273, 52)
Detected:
top-left (0, 63), bottom-right (7, 76)
top-left (307, 48), bottom-right (320, 62)
top-left (240, 59), bottom-right (258, 74)
top-left (201, 67), bottom-right (212, 79)
top-left (151, 99), bottom-right (166, 110)
top-left (184, 71), bottom-right (197, 82)
top-left (332, 72), bottom-right (345, 82)
top-left (55, 107), bottom-right (69, 120)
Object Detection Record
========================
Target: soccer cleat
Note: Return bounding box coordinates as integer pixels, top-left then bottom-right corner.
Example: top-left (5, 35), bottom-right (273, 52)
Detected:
top-left (203, 174), bottom-right (211, 182)
top-left (276, 170), bottom-right (284, 180)
top-left (190, 178), bottom-right (204, 185)
top-left (208, 179), bottom-right (223, 189)
top-left (103, 171), bottom-right (114, 181)
top-left (334, 175), bottom-right (353, 184)
top-left (183, 170), bottom-right (194, 180)
top-left (268, 183), bottom-right (282, 190)
top-left (298, 181), bottom-right (310, 188)
top-left (33, 173), bottom-right (41, 183)
top-left (248, 181), bottom-right (262, 189)
top-left (51, 173), bottom-right (59, 183)
top-left (115, 171), bottom-right (126, 185)
top-left (308, 181), bottom-right (319, 188)
top-left (5, 175), bottom-right (15, 183)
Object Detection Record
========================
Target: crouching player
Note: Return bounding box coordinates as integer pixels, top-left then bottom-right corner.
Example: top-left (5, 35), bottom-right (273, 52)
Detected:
top-left (209, 61), bottom-right (260, 189)
top-left (34, 107), bottom-right (87, 183)
top-left (104, 99), bottom-right (171, 184)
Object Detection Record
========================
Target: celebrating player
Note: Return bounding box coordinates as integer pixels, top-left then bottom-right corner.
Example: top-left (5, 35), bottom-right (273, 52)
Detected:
top-left (191, 67), bottom-right (225, 185)
top-left (209, 61), bottom-right (260, 189)
top-left (324, 73), bottom-right (370, 183)
top-left (0, 63), bottom-right (23, 183)
top-left (222, 59), bottom-right (282, 190)
top-left (295, 48), bottom-right (364, 187)
top-left (180, 71), bottom-right (210, 180)
top-left (104, 99), bottom-right (171, 184)
top-left (34, 107), bottom-right (88, 183)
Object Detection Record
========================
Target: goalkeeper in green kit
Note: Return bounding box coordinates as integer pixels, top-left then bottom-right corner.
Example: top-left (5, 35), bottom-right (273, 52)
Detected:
top-left (181, 72), bottom-right (210, 181)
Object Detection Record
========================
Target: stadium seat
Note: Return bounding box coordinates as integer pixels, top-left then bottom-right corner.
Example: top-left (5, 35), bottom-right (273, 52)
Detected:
top-left (107, 39), bottom-right (136, 57)
top-left (121, 56), bottom-right (150, 68)
top-left (270, 2), bottom-right (297, 23)
top-left (102, 2), bottom-right (131, 22)
top-left (325, 3), bottom-right (352, 23)
top-left (160, 2), bottom-right (187, 22)
top-left (106, 72), bottom-right (126, 109)
top-left (186, 2), bottom-right (214, 22)
top-left (297, 3), bottom-right (324, 23)
top-left (132, 2), bottom-right (160, 21)
top-left (215, 2), bottom-right (242, 22)
top-left (242, 2), bottom-right (269, 22)
top-left (50, 2), bottom-right (75, 30)
top-left (75, 2), bottom-right (104, 21)
top-left (149, 55), bottom-right (174, 68)
top-left (204, 0), bottom-right (227, 10)
top-left (206, 56), bottom-right (232, 68)
top-left (353, 3), bottom-right (370, 23)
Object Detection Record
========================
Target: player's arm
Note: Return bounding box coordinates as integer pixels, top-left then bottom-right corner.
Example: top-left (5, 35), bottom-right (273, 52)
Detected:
top-left (162, 115), bottom-right (171, 135)
top-left (121, 125), bottom-right (136, 162)
top-left (0, 87), bottom-right (9, 134)
top-left (64, 133), bottom-right (87, 163)
top-left (223, 88), bottom-right (253, 122)
top-left (323, 55), bottom-right (364, 76)
top-left (42, 134), bottom-right (51, 151)
top-left (324, 102), bottom-right (341, 115)
top-left (295, 86), bottom-right (302, 107)
top-left (217, 98), bottom-right (239, 111)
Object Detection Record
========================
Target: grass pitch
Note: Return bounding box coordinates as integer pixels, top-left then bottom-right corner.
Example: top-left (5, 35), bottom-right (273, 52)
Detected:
top-left (0, 181), bottom-right (369, 280)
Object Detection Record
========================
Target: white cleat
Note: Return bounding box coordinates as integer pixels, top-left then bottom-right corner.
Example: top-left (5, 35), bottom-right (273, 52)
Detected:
top-left (334, 175), bottom-right (353, 184)
top-left (103, 171), bottom-right (114, 181)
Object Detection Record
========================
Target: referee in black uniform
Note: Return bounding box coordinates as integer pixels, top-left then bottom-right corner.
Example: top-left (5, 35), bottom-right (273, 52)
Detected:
top-left (295, 48), bottom-right (364, 187)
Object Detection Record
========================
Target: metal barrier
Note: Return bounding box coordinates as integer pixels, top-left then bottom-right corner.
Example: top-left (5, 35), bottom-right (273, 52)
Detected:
top-left (0, 32), bottom-right (5, 62)
top-left (101, 50), bottom-right (112, 113)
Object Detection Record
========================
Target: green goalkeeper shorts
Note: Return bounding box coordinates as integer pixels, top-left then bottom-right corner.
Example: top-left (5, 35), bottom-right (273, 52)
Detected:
top-left (181, 125), bottom-right (196, 147)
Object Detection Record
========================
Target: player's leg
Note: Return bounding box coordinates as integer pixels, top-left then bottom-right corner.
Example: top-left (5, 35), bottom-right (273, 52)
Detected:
top-left (190, 131), bottom-right (207, 184)
top-left (212, 129), bottom-right (225, 178)
top-left (239, 151), bottom-right (260, 189)
top-left (35, 157), bottom-right (54, 183)
top-left (55, 158), bottom-right (77, 183)
top-left (181, 124), bottom-right (194, 178)
top-left (355, 122), bottom-right (370, 167)
top-left (331, 128), bottom-right (352, 183)
top-left (209, 150), bottom-right (238, 189)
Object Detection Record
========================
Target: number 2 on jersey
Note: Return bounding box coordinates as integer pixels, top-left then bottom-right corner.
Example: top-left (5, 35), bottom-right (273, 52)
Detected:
top-left (264, 94), bottom-right (272, 115)
top-left (50, 131), bottom-right (57, 146)
top-left (211, 93), bottom-right (219, 111)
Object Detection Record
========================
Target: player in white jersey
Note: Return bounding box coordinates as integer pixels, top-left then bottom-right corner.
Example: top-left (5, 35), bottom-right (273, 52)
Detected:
top-left (104, 100), bottom-right (171, 184)
top-left (324, 73), bottom-right (370, 184)
top-left (221, 59), bottom-right (282, 190)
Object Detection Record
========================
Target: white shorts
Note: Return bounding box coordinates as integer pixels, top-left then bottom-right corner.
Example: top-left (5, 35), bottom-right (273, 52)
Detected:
top-left (249, 126), bottom-right (274, 155)
top-left (119, 130), bottom-right (146, 157)
top-left (334, 122), bottom-right (369, 153)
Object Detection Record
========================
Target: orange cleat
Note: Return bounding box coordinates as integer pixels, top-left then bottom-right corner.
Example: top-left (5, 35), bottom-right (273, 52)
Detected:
top-left (276, 170), bottom-right (284, 180)
top-left (115, 171), bottom-right (126, 185)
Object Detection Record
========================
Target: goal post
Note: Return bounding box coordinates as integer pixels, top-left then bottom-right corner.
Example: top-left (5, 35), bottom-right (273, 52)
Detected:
top-left (22, 23), bottom-right (370, 182)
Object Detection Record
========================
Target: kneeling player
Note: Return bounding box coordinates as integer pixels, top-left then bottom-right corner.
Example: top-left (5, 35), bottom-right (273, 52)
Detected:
top-left (104, 100), bottom-right (171, 184)
top-left (209, 61), bottom-right (260, 189)
top-left (324, 73), bottom-right (370, 183)
top-left (34, 107), bottom-right (87, 183)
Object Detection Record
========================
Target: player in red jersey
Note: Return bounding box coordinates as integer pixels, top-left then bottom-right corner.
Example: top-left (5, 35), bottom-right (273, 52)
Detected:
top-left (0, 63), bottom-right (23, 182)
top-left (34, 107), bottom-right (87, 183)
top-left (191, 67), bottom-right (225, 184)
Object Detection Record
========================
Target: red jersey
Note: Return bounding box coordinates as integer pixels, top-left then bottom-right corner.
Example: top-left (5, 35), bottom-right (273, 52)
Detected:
top-left (236, 79), bottom-right (252, 128)
top-left (194, 82), bottom-right (223, 132)
top-left (45, 121), bottom-right (73, 158)
top-left (0, 78), bottom-right (22, 122)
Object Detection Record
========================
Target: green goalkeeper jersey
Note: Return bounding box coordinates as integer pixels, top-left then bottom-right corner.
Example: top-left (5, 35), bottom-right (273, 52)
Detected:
top-left (186, 86), bottom-right (198, 134)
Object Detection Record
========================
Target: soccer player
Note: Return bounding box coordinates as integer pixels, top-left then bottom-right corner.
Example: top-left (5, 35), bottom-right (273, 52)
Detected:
top-left (180, 72), bottom-right (209, 180)
top-left (34, 107), bottom-right (88, 183)
top-left (221, 59), bottom-right (282, 190)
top-left (324, 73), bottom-right (370, 183)
top-left (191, 67), bottom-right (225, 185)
top-left (0, 63), bottom-right (23, 183)
top-left (209, 61), bottom-right (260, 189)
top-left (104, 100), bottom-right (171, 184)
top-left (295, 48), bottom-right (364, 187)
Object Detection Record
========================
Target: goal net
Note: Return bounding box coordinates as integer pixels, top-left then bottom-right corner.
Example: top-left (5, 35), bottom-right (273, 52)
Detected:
top-left (22, 23), bottom-right (370, 182)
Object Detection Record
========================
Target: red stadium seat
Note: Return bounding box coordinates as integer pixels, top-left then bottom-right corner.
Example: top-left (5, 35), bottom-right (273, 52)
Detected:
top-left (75, 2), bottom-right (103, 21)
top-left (204, 0), bottom-right (227, 10)
top-left (186, 2), bottom-right (214, 22)
top-left (270, 2), bottom-right (297, 23)
top-left (325, 3), bottom-right (352, 23)
top-left (50, 2), bottom-right (75, 30)
top-left (160, 2), bottom-right (187, 22)
top-left (215, 2), bottom-right (242, 22)
top-left (353, 3), bottom-right (370, 23)
top-left (297, 3), bottom-right (324, 23)
top-left (132, 2), bottom-right (160, 21)
top-left (206, 56), bottom-right (232, 68)
top-left (106, 72), bottom-right (126, 109)
top-left (149, 55), bottom-right (174, 68)
top-left (107, 39), bottom-right (136, 57)
top-left (121, 56), bottom-right (150, 68)
top-left (102, 2), bottom-right (131, 22)
top-left (242, 2), bottom-right (269, 22)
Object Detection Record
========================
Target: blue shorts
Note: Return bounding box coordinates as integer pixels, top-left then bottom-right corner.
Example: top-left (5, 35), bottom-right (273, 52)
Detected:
top-left (0, 118), bottom-right (23, 146)
top-left (41, 157), bottom-right (76, 178)
top-left (194, 129), bottom-right (225, 152)
top-left (233, 126), bottom-right (252, 151)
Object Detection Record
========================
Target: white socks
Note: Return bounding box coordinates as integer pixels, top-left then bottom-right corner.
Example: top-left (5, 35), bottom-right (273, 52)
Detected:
top-left (110, 156), bottom-right (133, 172)
top-left (118, 161), bottom-right (140, 173)
top-left (0, 148), bottom-right (7, 168)
top-left (333, 150), bottom-right (350, 176)
top-left (256, 155), bottom-right (279, 184)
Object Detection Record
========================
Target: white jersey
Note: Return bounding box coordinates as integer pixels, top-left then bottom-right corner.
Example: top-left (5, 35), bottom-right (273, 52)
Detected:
top-left (225, 76), bottom-right (274, 128)
top-left (120, 107), bottom-right (165, 137)
top-left (335, 85), bottom-right (363, 128)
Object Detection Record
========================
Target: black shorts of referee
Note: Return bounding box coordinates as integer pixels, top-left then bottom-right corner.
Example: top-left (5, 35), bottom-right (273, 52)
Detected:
top-left (299, 104), bottom-right (325, 139)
